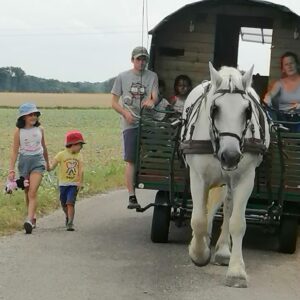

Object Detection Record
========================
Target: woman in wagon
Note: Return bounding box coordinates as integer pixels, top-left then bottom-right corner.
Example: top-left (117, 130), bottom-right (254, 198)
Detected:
top-left (111, 46), bottom-right (159, 209)
top-left (263, 51), bottom-right (300, 132)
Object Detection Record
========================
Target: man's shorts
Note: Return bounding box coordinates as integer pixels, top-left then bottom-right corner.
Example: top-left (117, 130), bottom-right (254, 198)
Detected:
top-left (123, 128), bottom-right (138, 162)
top-left (18, 153), bottom-right (46, 178)
top-left (59, 186), bottom-right (78, 206)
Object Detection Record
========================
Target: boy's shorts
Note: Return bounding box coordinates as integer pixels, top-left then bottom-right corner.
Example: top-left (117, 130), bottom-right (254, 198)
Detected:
top-left (18, 153), bottom-right (46, 178)
top-left (123, 127), bottom-right (138, 162)
top-left (59, 186), bottom-right (78, 206)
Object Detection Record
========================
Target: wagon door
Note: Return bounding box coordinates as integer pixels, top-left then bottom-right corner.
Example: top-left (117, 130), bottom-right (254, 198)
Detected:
top-left (214, 15), bottom-right (240, 69)
top-left (213, 15), bottom-right (273, 98)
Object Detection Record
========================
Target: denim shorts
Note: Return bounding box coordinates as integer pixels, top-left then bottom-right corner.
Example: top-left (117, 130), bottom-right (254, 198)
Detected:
top-left (18, 153), bottom-right (46, 178)
top-left (123, 128), bottom-right (138, 162)
top-left (59, 186), bottom-right (78, 206)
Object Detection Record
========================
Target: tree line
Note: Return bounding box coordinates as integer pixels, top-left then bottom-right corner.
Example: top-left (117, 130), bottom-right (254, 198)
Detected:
top-left (0, 67), bottom-right (115, 93)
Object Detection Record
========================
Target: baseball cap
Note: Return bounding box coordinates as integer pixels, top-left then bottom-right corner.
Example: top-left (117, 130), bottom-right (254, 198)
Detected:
top-left (131, 46), bottom-right (149, 59)
top-left (65, 130), bottom-right (86, 146)
top-left (18, 102), bottom-right (41, 118)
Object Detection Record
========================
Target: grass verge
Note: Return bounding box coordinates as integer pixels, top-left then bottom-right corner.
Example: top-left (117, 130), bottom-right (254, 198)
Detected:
top-left (0, 108), bottom-right (125, 236)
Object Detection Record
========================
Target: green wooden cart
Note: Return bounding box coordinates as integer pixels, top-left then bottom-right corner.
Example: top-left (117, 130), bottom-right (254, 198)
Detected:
top-left (134, 111), bottom-right (300, 253)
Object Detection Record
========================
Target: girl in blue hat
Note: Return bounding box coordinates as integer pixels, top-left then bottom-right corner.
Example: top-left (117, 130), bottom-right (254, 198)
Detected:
top-left (8, 102), bottom-right (50, 234)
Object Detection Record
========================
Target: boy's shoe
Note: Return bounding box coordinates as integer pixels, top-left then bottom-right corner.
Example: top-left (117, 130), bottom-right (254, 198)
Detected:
top-left (127, 195), bottom-right (141, 209)
top-left (66, 221), bottom-right (75, 231)
top-left (24, 220), bottom-right (33, 234)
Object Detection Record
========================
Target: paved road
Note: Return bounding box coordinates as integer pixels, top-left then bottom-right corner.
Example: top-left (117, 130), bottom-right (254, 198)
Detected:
top-left (0, 189), bottom-right (299, 300)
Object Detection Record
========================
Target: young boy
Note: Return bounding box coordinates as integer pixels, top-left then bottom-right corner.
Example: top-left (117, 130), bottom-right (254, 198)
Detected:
top-left (49, 130), bottom-right (85, 231)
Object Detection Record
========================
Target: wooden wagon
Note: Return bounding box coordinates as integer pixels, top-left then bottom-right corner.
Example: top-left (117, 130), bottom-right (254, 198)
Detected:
top-left (134, 0), bottom-right (300, 253)
top-left (148, 0), bottom-right (300, 99)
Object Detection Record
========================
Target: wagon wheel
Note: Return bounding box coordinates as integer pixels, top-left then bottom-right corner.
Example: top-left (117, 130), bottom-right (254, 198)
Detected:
top-left (278, 216), bottom-right (298, 254)
top-left (151, 191), bottom-right (171, 243)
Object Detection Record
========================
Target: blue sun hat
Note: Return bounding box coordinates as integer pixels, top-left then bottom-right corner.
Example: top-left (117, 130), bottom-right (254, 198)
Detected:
top-left (18, 102), bottom-right (41, 118)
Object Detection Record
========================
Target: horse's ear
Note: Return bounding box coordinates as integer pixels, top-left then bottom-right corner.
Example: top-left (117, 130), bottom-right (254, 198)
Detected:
top-left (242, 65), bottom-right (254, 89)
top-left (209, 62), bottom-right (222, 89)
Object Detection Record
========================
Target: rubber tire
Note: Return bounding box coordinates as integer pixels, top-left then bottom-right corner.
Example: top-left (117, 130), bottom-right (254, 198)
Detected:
top-left (278, 216), bottom-right (298, 254)
top-left (151, 191), bottom-right (171, 243)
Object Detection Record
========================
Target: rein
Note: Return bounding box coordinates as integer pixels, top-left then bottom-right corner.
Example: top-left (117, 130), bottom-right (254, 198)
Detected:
top-left (181, 82), bottom-right (211, 142)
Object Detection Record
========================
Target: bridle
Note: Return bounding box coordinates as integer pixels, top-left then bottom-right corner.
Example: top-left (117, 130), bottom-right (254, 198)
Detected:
top-left (209, 87), bottom-right (253, 155)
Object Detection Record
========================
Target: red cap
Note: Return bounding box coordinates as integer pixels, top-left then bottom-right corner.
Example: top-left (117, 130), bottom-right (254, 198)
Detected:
top-left (65, 130), bottom-right (86, 146)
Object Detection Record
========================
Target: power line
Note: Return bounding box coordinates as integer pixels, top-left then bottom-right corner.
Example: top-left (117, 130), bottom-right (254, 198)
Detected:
top-left (0, 30), bottom-right (140, 37)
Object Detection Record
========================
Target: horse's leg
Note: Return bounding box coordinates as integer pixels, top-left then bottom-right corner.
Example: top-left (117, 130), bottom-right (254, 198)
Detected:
top-left (225, 169), bottom-right (255, 288)
top-left (189, 167), bottom-right (211, 266)
top-left (214, 191), bottom-right (232, 266)
top-left (206, 186), bottom-right (227, 243)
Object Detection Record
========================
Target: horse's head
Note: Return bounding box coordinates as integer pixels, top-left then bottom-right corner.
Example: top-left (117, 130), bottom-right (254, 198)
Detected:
top-left (208, 62), bottom-right (254, 171)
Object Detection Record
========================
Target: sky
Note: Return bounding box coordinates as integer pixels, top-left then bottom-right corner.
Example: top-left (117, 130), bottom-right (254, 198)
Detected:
top-left (0, 0), bottom-right (300, 83)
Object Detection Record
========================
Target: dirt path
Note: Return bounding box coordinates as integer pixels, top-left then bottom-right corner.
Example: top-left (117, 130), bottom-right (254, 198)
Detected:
top-left (0, 189), bottom-right (299, 300)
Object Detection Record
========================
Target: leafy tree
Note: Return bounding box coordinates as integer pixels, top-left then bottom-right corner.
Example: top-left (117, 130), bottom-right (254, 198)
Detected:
top-left (0, 66), bottom-right (113, 93)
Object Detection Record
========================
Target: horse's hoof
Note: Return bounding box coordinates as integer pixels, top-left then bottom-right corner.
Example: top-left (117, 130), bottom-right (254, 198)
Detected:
top-left (214, 253), bottom-right (230, 266)
top-left (225, 275), bottom-right (248, 288)
top-left (190, 255), bottom-right (211, 267)
top-left (188, 238), bottom-right (211, 266)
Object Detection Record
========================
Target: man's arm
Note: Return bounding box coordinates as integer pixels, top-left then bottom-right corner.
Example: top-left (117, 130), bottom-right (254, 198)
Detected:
top-left (111, 93), bottom-right (135, 124)
top-left (142, 73), bottom-right (159, 108)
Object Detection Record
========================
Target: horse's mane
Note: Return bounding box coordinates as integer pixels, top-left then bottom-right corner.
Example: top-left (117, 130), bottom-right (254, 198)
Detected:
top-left (216, 66), bottom-right (248, 92)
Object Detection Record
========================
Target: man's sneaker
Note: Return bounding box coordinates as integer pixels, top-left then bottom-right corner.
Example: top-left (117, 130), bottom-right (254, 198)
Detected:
top-left (24, 220), bottom-right (33, 234)
top-left (66, 221), bottom-right (75, 231)
top-left (127, 195), bottom-right (141, 209)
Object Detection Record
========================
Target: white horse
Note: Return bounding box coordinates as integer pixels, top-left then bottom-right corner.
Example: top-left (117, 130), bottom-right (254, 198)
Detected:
top-left (180, 63), bottom-right (270, 288)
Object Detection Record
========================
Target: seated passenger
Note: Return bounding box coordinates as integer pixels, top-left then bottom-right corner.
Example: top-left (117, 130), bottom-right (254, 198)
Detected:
top-left (154, 79), bottom-right (172, 121)
top-left (169, 74), bottom-right (192, 114)
top-left (263, 51), bottom-right (300, 132)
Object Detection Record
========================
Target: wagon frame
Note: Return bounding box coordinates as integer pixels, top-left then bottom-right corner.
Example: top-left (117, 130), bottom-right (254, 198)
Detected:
top-left (133, 0), bottom-right (300, 253)
top-left (134, 109), bottom-right (300, 253)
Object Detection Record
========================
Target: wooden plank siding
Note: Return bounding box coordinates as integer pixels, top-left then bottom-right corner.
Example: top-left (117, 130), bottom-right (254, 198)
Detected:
top-left (269, 17), bottom-right (300, 83)
top-left (150, 2), bottom-right (300, 98)
top-left (153, 18), bottom-right (215, 97)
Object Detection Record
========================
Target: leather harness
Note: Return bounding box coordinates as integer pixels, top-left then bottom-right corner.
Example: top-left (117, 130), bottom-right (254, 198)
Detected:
top-left (180, 82), bottom-right (268, 156)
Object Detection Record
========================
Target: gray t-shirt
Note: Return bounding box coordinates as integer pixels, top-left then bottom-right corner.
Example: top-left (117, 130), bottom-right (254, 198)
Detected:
top-left (111, 69), bottom-right (158, 131)
top-left (277, 80), bottom-right (300, 112)
top-left (265, 80), bottom-right (300, 112)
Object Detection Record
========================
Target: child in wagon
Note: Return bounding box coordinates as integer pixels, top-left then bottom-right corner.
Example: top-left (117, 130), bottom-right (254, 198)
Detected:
top-left (169, 74), bottom-right (192, 114)
top-left (49, 130), bottom-right (85, 231)
top-left (153, 79), bottom-right (172, 121)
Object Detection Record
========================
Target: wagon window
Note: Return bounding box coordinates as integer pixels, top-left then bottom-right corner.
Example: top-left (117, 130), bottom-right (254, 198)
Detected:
top-left (240, 27), bottom-right (273, 44)
top-left (238, 26), bottom-right (273, 77)
top-left (159, 47), bottom-right (184, 57)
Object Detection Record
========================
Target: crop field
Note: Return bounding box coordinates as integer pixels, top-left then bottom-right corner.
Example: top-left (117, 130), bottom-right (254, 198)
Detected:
top-left (0, 92), bottom-right (112, 108)
top-left (0, 106), bottom-right (124, 234)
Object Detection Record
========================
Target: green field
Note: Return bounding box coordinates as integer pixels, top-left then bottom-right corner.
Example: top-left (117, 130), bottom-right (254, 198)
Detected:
top-left (0, 108), bottom-right (124, 235)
